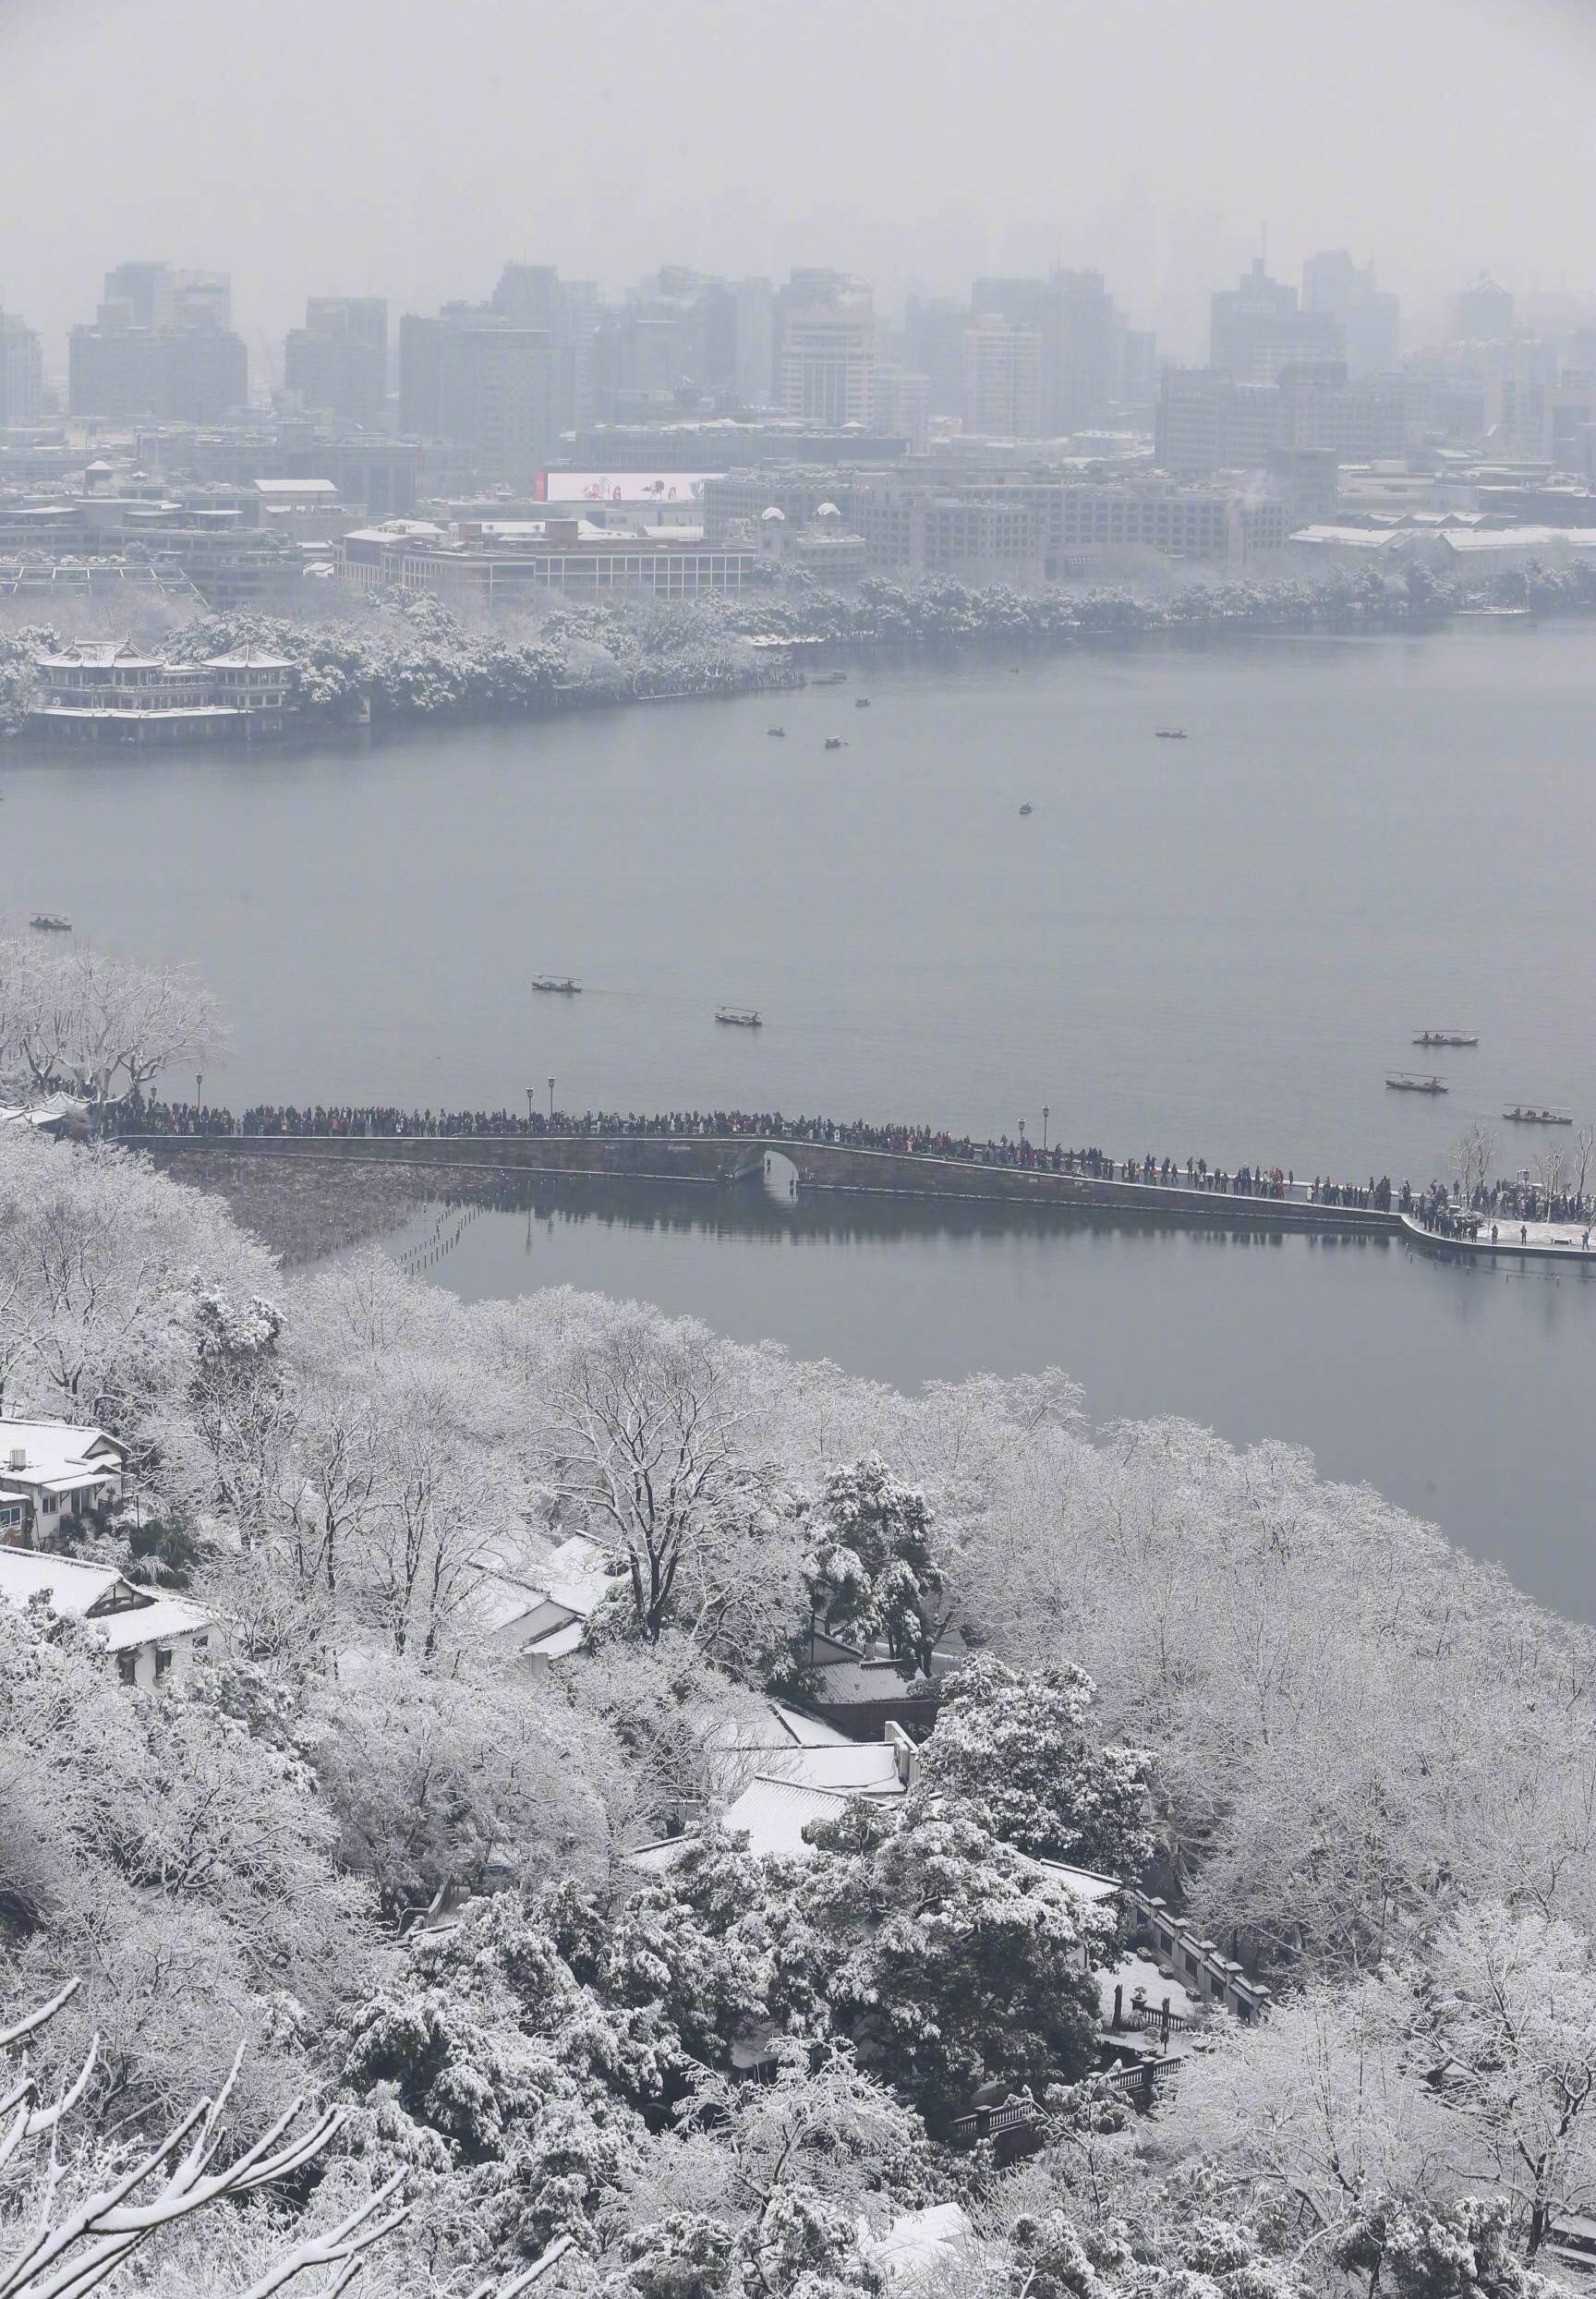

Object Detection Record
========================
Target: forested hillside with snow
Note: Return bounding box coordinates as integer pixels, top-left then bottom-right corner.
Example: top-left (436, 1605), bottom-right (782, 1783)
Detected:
top-left (4, 1125), bottom-right (1595, 2298)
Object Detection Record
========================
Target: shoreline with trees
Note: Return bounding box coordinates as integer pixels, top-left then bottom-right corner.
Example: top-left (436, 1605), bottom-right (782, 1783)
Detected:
top-left (4, 551), bottom-right (1595, 746)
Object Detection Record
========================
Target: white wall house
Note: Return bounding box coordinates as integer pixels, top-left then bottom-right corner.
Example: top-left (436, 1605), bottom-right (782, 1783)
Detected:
top-left (0, 1544), bottom-right (216, 1687)
top-left (0, 1421), bottom-right (127, 1546)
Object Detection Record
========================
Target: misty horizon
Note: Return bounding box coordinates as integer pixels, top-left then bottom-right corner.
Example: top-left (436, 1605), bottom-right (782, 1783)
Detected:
top-left (4, 0), bottom-right (1594, 370)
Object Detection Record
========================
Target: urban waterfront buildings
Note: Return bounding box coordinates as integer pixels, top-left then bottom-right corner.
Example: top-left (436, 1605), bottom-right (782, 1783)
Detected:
top-left (399, 306), bottom-right (555, 483)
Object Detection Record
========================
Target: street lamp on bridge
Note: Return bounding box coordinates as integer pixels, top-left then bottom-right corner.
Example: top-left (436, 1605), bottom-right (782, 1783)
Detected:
top-left (548, 1075), bottom-right (556, 1125)
top-left (1043, 1105), bottom-right (1050, 1153)
top-left (526, 1086), bottom-right (534, 1126)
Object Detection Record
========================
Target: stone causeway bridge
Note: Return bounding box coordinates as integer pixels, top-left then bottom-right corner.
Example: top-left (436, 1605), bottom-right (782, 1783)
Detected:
top-left (133, 1130), bottom-right (1404, 1237)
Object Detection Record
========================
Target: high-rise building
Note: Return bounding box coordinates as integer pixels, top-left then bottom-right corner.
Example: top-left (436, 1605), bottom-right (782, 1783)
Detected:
top-left (733, 277), bottom-right (775, 407)
top-left (0, 312), bottom-right (45, 426)
top-left (101, 261), bottom-right (231, 332)
top-left (72, 263), bottom-right (246, 421)
top-left (1453, 276), bottom-right (1515, 341)
top-left (1211, 260), bottom-right (1341, 383)
top-left (1302, 252), bottom-right (1399, 377)
top-left (903, 296), bottom-right (973, 418)
top-left (972, 271), bottom-right (1121, 431)
top-left (284, 297), bottom-right (388, 428)
top-left (69, 314), bottom-right (246, 422)
top-left (780, 279), bottom-right (876, 426)
top-left (962, 314), bottom-right (1043, 440)
top-left (399, 308), bottom-right (554, 478)
top-left (870, 365), bottom-right (930, 452)
top-left (489, 265), bottom-right (597, 435)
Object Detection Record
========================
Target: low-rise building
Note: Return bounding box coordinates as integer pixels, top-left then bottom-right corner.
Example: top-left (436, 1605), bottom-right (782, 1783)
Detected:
top-left (0, 1543), bottom-right (215, 1687)
top-left (335, 514), bottom-right (759, 599)
top-left (0, 1421), bottom-right (128, 1544)
top-left (26, 639), bottom-right (294, 743)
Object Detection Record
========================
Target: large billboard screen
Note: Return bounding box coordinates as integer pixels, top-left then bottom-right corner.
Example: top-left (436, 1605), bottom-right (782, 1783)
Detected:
top-left (536, 471), bottom-right (717, 505)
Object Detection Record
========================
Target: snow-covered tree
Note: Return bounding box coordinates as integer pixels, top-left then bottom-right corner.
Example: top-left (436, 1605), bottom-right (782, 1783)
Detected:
top-left (918, 1656), bottom-right (1153, 1875)
top-left (801, 1793), bottom-right (1107, 2134)
top-left (798, 1456), bottom-right (950, 1680)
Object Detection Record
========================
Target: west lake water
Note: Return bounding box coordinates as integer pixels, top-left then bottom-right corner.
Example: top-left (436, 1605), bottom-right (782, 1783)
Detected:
top-left (7, 620), bottom-right (1593, 1607)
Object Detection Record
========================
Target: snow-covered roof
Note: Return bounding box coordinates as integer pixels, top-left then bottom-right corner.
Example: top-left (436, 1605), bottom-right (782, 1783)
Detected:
top-left (0, 1544), bottom-right (209, 1651)
top-left (760, 505), bottom-right (786, 521)
top-left (253, 477), bottom-right (337, 496)
top-left (1037, 1857), bottom-right (1124, 1906)
top-left (720, 1775), bottom-right (854, 1859)
top-left (761, 1741), bottom-right (905, 1795)
top-left (768, 1701), bottom-right (852, 1748)
top-left (0, 1422), bottom-right (125, 1482)
top-left (523, 1618), bottom-right (585, 1660)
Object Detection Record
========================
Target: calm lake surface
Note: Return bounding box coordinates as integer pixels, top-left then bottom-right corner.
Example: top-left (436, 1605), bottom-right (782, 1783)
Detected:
top-left (382, 1172), bottom-right (1596, 1615)
top-left (9, 620), bottom-right (1594, 1604)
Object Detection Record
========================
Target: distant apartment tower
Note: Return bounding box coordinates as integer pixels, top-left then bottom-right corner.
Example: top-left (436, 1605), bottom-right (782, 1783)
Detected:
top-left (1301, 251), bottom-right (1399, 377)
top-left (871, 365), bottom-right (929, 452)
top-left (399, 308), bottom-right (554, 479)
top-left (971, 271), bottom-right (1118, 432)
top-left (904, 296), bottom-right (974, 418)
top-left (69, 316), bottom-right (246, 422)
top-left (71, 261), bottom-right (246, 421)
top-left (0, 312), bottom-right (45, 426)
top-left (102, 261), bottom-right (231, 333)
top-left (734, 276), bottom-right (775, 407)
top-left (780, 279), bottom-right (876, 426)
top-left (962, 314), bottom-right (1043, 440)
top-left (1453, 276), bottom-right (1515, 341)
top-left (1211, 260), bottom-right (1341, 383)
top-left (284, 297), bottom-right (388, 428)
top-left (490, 263), bottom-right (597, 433)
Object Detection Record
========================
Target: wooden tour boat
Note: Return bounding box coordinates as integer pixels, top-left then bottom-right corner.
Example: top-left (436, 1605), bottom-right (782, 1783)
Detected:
top-left (1386, 1071), bottom-right (1448, 1095)
top-left (531, 975), bottom-right (581, 995)
top-left (716, 1006), bottom-right (762, 1028)
top-left (1503, 1104), bottom-right (1573, 1125)
top-left (1413, 1029), bottom-right (1479, 1047)
top-left (30, 914), bottom-right (72, 932)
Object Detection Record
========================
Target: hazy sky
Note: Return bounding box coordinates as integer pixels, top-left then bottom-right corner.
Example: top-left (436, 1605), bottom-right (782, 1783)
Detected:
top-left (3, 0), bottom-right (1591, 369)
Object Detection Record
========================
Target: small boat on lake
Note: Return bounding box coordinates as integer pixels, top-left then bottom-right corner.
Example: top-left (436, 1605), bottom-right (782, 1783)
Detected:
top-left (814, 671), bottom-right (848, 685)
top-left (531, 975), bottom-right (581, 995)
top-left (1387, 1071), bottom-right (1448, 1095)
top-left (30, 914), bottom-right (72, 932)
top-left (767, 725), bottom-right (786, 738)
top-left (1155, 728), bottom-right (1187, 740)
top-left (716, 1006), bottom-right (762, 1028)
top-left (854, 697), bottom-right (871, 709)
top-left (1504, 1104), bottom-right (1573, 1125)
top-left (824, 737), bottom-right (844, 750)
top-left (1020, 803), bottom-right (1034, 816)
top-left (1414, 1030), bottom-right (1479, 1047)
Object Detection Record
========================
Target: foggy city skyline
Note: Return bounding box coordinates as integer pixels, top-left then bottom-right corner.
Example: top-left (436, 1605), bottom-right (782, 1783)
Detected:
top-left (4, 0), bottom-right (1595, 368)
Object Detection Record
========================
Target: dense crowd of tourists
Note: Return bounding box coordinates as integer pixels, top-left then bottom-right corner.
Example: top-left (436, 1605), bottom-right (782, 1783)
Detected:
top-left (1408, 1173), bottom-right (1593, 1245)
top-left (112, 1096), bottom-right (1401, 1212)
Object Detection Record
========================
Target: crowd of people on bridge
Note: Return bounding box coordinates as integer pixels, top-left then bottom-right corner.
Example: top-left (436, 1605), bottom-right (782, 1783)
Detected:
top-left (109, 1095), bottom-right (1403, 1215)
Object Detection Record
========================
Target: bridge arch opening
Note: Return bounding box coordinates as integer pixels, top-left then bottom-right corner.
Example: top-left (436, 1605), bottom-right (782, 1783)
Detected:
top-left (762, 1150), bottom-right (799, 1203)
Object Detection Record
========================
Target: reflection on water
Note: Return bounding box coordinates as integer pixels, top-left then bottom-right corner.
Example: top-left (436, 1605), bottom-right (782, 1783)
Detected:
top-left (381, 1171), bottom-right (1596, 1619)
